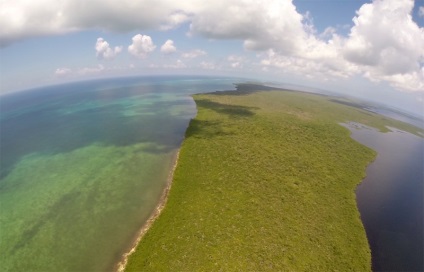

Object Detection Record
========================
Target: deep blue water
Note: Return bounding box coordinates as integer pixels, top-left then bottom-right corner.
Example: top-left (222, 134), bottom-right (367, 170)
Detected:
top-left (345, 123), bottom-right (424, 271)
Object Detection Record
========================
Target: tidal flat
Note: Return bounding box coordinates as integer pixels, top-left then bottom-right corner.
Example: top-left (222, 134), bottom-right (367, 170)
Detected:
top-left (126, 86), bottom-right (423, 271)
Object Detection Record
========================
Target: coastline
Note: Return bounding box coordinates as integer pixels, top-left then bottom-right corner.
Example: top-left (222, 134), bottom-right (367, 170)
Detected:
top-left (115, 150), bottom-right (181, 272)
top-left (120, 91), bottom-right (381, 270)
top-left (117, 91), bottom-right (423, 271)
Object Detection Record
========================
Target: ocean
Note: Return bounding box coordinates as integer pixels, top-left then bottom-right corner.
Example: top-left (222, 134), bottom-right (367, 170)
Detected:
top-left (0, 76), bottom-right (239, 271)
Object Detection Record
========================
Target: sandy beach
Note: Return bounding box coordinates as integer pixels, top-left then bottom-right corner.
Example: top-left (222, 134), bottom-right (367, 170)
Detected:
top-left (115, 150), bottom-right (181, 272)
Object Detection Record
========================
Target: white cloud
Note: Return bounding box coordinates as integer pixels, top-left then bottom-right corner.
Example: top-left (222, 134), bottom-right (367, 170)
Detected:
top-left (1, 0), bottom-right (423, 93)
top-left (128, 34), bottom-right (156, 58)
top-left (260, 49), bottom-right (355, 81)
top-left (365, 68), bottom-right (424, 92)
top-left (320, 27), bottom-right (336, 39)
top-left (231, 62), bottom-right (241, 68)
top-left (0, 0), bottom-right (191, 47)
top-left (256, 0), bottom-right (424, 92)
top-left (181, 49), bottom-right (206, 59)
top-left (340, 0), bottom-right (424, 92)
top-left (78, 64), bottom-right (105, 75)
top-left (159, 12), bottom-right (190, 30)
top-left (95, 38), bottom-right (122, 60)
top-left (188, 0), bottom-right (311, 55)
top-left (419, 6), bottom-right (424, 17)
top-left (343, 0), bottom-right (422, 74)
top-left (55, 67), bottom-right (72, 76)
top-left (0, 0), bottom-right (69, 46)
top-left (228, 55), bottom-right (245, 68)
top-left (189, 0), bottom-right (424, 92)
top-left (160, 39), bottom-right (177, 54)
top-left (0, 0), bottom-right (306, 51)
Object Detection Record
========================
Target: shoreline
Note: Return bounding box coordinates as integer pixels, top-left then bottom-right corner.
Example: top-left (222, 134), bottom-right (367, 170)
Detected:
top-left (115, 150), bottom-right (181, 272)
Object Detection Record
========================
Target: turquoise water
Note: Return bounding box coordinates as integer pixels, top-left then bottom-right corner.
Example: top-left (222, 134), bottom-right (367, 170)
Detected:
top-left (0, 76), bottom-right (239, 271)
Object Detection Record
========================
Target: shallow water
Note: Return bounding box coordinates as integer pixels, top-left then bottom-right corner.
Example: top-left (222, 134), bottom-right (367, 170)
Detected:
top-left (343, 122), bottom-right (424, 271)
top-left (0, 76), bottom-right (238, 271)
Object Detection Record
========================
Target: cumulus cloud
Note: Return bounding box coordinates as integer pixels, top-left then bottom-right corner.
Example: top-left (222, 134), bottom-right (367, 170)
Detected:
top-left (188, 0), bottom-right (309, 55)
top-left (419, 6), bottom-right (424, 17)
top-left (160, 39), bottom-right (177, 54)
top-left (181, 49), bottom-right (206, 59)
top-left (159, 12), bottom-right (190, 30)
top-left (128, 34), bottom-right (156, 58)
top-left (0, 0), bottom-right (191, 46)
top-left (340, 0), bottom-right (424, 91)
top-left (256, 0), bottom-right (424, 92)
top-left (2, 0), bottom-right (423, 93)
top-left (319, 27), bottom-right (337, 39)
top-left (95, 38), bottom-right (122, 60)
top-left (228, 55), bottom-right (245, 68)
top-left (343, 0), bottom-right (422, 74)
top-left (261, 49), bottom-right (357, 81)
top-left (0, 0), bottom-right (319, 55)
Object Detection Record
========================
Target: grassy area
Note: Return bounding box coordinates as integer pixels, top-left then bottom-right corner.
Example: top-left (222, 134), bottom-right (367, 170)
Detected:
top-left (125, 88), bottom-right (423, 271)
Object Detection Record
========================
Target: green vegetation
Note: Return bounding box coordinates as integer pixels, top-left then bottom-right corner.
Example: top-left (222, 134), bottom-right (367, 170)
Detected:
top-left (126, 88), bottom-right (423, 271)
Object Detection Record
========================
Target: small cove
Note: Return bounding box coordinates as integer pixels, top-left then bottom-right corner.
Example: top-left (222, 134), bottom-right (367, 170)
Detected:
top-left (343, 122), bottom-right (424, 271)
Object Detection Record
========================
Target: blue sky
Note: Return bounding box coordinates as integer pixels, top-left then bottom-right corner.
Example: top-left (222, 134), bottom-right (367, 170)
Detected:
top-left (1, 0), bottom-right (423, 115)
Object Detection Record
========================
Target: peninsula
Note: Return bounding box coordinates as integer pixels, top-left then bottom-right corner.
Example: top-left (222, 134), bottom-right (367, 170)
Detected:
top-left (124, 85), bottom-right (422, 271)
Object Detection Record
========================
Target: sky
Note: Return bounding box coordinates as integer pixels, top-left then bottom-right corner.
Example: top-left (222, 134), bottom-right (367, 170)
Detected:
top-left (0, 0), bottom-right (423, 115)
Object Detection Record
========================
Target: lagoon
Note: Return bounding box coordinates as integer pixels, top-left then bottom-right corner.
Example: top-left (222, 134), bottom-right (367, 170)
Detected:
top-left (345, 123), bottom-right (423, 271)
